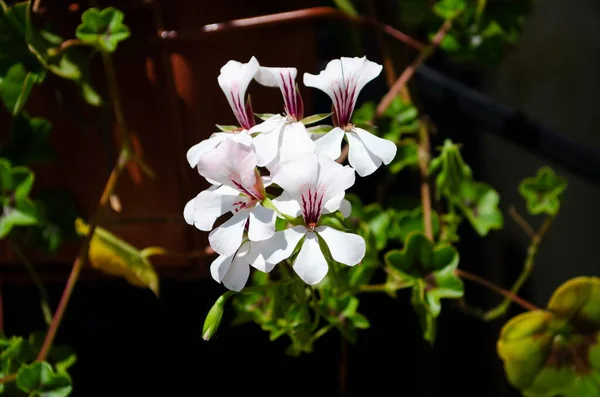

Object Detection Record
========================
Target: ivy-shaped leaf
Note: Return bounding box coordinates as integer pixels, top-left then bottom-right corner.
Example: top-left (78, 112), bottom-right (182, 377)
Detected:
top-left (429, 139), bottom-right (472, 199)
top-left (75, 7), bottom-right (130, 53)
top-left (385, 232), bottom-right (463, 343)
top-left (455, 180), bottom-right (503, 236)
top-left (519, 167), bottom-right (567, 217)
top-left (389, 140), bottom-right (419, 174)
top-left (0, 61), bottom-right (44, 115)
top-left (389, 206), bottom-right (441, 244)
top-left (75, 218), bottom-right (160, 295)
top-left (433, 0), bottom-right (467, 20)
top-left (0, 159), bottom-right (38, 238)
top-left (17, 361), bottom-right (72, 397)
top-left (498, 276), bottom-right (600, 397)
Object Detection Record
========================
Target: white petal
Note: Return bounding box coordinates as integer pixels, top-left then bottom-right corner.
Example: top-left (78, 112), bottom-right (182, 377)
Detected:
top-left (255, 67), bottom-right (302, 118)
top-left (222, 243), bottom-right (251, 291)
top-left (191, 189), bottom-right (239, 231)
top-left (346, 130), bottom-right (381, 177)
top-left (186, 134), bottom-right (226, 168)
top-left (248, 205), bottom-right (276, 241)
top-left (279, 122), bottom-right (314, 164)
top-left (317, 155), bottom-right (356, 203)
top-left (339, 198), bottom-right (352, 218)
top-left (314, 127), bottom-right (344, 160)
top-left (270, 153), bottom-right (318, 198)
top-left (303, 57), bottom-right (382, 126)
top-left (231, 130), bottom-right (253, 146)
top-left (210, 253), bottom-right (234, 283)
top-left (271, 190), bottom-right (302, 218)
top-left (208, 211), bottom-right (249, 256)
top-left (249, 114), bottom-right (286, 134)
top-left (183, 197), bottom-right (196, 225)
top-left (260, 226), bottom-right (306, 265)
top-left (354, 127), bottom-right (397, 165)
top-left (292, 232), bottom-right (328, 285)
top-left (316, 226), bottom-right (365, 266)
top-left (247, 243), bottom-right (276, 273)
top-left (217, 57), bottom-right (260, 130)
top-left (252, 122), bottom-right (283, 167)
top-left (322, 192), bottom-right (344, 215)
top-left (197, 139), bottom-right (259, 194)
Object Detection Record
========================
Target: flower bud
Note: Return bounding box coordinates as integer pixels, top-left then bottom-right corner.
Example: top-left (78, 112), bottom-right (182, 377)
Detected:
top-left (202, 293), bottom-right (230, 341)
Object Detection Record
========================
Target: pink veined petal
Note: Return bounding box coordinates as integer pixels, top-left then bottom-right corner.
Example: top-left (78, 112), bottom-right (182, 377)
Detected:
top-left (346, 130), bottom-right (381, 177)
top-left (221, 243), bottom-right (251, 291)
top-left (255, 66), bottom-right (303, 119)
top-left (314, 127), bottom-right (345, 160)
top-left (317, 155), bottom-right (356, 204)
top-left (260, 226), bottom-right (306, 266)
top-left (217, 57), bottom-right (260, 130)
top-left (316, 226), bottom-right (365, 267)
top-left (208, 210), bottom-right (249, 256)
top-left (197, 139), bottom-right (262, 198)
top-left (270, 152), bottom-right (319, 199)
top-left (353, 127), bottom-right (397, 165)
top-left (292, 232), bottom-right (328, 285)
top-left (303, 57), bottom-right (382, 127)
top-left (247, 205), bottom-right (276, 242)
top-left (278, 121), bottom-right (314, 164)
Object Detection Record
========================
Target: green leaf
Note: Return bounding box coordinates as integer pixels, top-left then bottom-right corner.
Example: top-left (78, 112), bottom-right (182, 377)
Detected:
top-left (254, 113), bottom-right (276, 121)
top-left (389, 206), bottom-right (440, 243)
top-left (498, 277), bottom-right (600, 397)
top-left (429, 139), bottom-right (472, 199)
top-left (352, 101), bottom-right (375, 125)
top-left (519, 167), bottom-right (567, 217)
top-left (215, 124), bottom-right (238, 132)
top-left (456, 180), bottom-right (503, 236)
top-left (307, 124), bottom-right (334, 134)
top-left (16, 361), bottom-right (72, 397)
top-left (0, 2), bottom-right (29, 60)
top-left (433, 0), bottom-right (467, 20)
top-left (75, 7), bottom-right (130, 53)
top-left (0, 62), bottom-right (43, 115)
top-left (332, 0), bottom-right (359, 17)
top-left (3, 113), bottom-right (53, 165)
top-left (300, 113), bottom-right (332, 125)
top-left (385, 232), bottom-right (463, 342)
top-left (0, 161), bottom-right (38, 238)
top-left (75, 218), bottom-right (160, 295)
top-left (362, 204), bottom-right (392, 251)
top-left (389, 140), bottom-right (419, 174)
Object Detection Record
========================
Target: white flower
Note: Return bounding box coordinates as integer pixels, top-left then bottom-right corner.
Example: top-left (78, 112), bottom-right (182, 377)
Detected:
top-left (250, 66), bottom-right (314, 169)
top-left (186, 57), bottom-right (259, 169)
top-left (210, 241), bottom-right (274, 292)
top-left (303, 56), bottom-right (397, 177)
top-left (184, 139), bottom-right (276, 256)
top-left (257, 153), bottom-right (365, 285)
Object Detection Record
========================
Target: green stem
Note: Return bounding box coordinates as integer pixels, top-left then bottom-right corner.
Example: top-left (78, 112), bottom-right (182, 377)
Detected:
top-left (308, 285), bottom-right (321, 331)
top-left (10, 242), bottom-right (52, 326)
top-left (484, 215), bottom-right (555, 320)
top-left (475, 0), bottom-right (487, 22)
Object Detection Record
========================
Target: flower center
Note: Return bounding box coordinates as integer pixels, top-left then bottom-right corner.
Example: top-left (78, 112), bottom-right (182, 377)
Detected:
top-left (232, 198), bottom-right (257, 213)
top-left (331, 78), bottom-right (357, 128)
top-left (300, 186), bottom-right (324, 228)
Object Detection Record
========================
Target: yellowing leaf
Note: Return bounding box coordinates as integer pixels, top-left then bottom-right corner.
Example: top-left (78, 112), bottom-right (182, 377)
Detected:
top-left (75, 218), bottom-right (160, 295)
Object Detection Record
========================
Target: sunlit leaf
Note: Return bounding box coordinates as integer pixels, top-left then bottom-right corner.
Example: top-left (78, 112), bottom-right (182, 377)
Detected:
top-left (75, 218), bottom-right (160, 295)
top-left (300, 113), bottom-right (332, 125)
top-left (498, 277), bottom-right (600, 397)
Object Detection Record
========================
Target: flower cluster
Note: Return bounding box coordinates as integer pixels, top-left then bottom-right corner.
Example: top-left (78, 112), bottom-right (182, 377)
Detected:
top-left (184, 56), bottom-right (397, 291)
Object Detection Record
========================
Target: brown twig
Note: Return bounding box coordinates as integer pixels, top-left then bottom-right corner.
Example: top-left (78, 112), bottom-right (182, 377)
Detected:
top-left (508, 206), bottom-right (535, 238)
top-left (484, 214), bottom-right (555, 320)
top-left (456, 269), bottom-right (540, 312)
top-left (418, 121), bottom-right (433, 240)
top-left (158, 7), bottom-right (425, 51)
top-left (0, 373), bottom-right (16, 385)
top-left (376, 19), bottom-right (453, 118)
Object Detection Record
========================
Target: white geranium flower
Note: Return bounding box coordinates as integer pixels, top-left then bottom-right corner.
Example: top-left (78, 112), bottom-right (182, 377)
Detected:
top-left (210, 240), bottom-right (274, 292)
top-left (184, 139), bottom-right (276, 256)
top-left (186, 57), bottom-right (259, 169)
top-left (303, 56), bottom-right (397, 177)
top-left (249, 66), bottom-right (314, 169)
top-left (257, 153), bottom-right (365, 285)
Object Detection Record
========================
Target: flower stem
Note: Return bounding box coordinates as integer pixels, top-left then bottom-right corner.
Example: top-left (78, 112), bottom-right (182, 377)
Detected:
top-left (308, 285), bottom-right (321, 331)
top-left (483, 214), bottom-right (555, 320)
top-left (456, 269), bottom-right (540, 312)
top-left (417, 121), bottom-right (433, 241)
top-left (36, 150), bottom-right (129, 362)
top-left (10, 242), bottom-right (53, 326)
